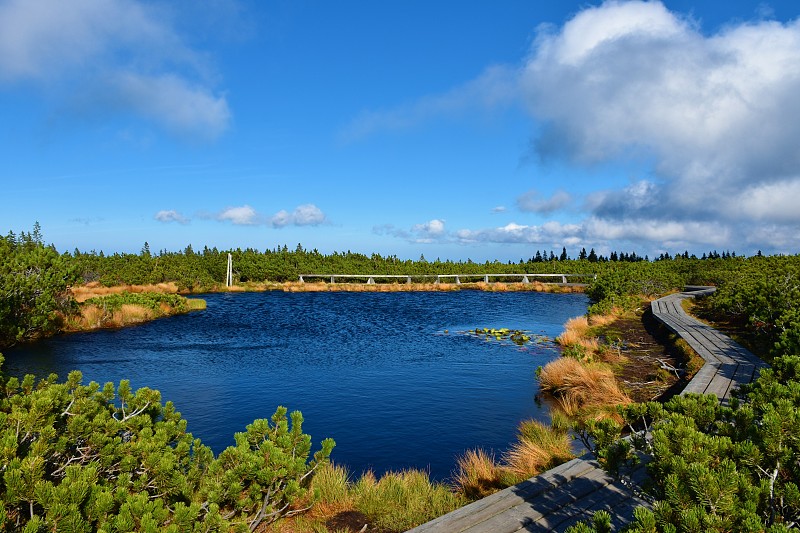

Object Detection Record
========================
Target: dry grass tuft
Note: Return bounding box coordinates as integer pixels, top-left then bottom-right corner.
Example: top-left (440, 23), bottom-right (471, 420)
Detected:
top-left (72, 304), bottom-right (105, 329)
top-left (117, 304), bottom-right (153, 324)
top-left (503, 421), bottom-right (574, 482)
top-left (587, 312), bottom-right (618, 327)
top-left (452, 449), bottom-right (508, 500)
top-left (556, 316), bottom-right (598, 352)
top-left (539, 357), bottom-right (631, 418)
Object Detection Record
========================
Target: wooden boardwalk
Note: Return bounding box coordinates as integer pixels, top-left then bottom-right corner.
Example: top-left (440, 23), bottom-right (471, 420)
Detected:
top-left (650, 287), bottom-right (768, 403)
top-left (408, 287), bottom-right (766, 533)
top-left (298, 273), bottom-right (596, 285)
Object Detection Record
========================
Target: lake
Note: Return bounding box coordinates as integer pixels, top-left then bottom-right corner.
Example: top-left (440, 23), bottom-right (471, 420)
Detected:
top-left (3, 290), bottom-right (588, 481)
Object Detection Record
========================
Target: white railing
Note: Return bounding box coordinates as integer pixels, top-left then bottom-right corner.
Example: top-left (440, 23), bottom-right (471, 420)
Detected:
top-left (297, 273), bottom-right (596, 284)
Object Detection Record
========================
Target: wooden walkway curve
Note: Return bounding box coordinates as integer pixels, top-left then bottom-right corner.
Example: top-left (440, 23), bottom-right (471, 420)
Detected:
top-left (407, 287), bottom-right (767, 533)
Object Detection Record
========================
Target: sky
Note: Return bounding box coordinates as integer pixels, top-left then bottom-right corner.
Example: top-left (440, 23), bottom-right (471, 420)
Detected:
top-left (2, 0), bottom-right (800, 261)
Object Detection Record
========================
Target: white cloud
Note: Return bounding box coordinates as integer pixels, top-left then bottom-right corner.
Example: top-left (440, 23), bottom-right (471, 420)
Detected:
top-left (0, 0), bottom-right (231, 139)
top-left (270, 210), bottom-right (292, 228)
top-left (207, 203), bottom-right (327, 228)
top-left (491, 206), bottom-right (507, 214)
top-left (109, 73), bottom-right (230, 141)
top-left (270, 204), bottom-right (326, 228)
top-left (413, 219), bottom-right (446, 236)
top-left (519, 0), bottom-right (800, 252)
top-left (522, 1), bottom-right (800, 194)
top-left (374, 219), bottom-right (448, 244)
top-left (291, 204), bottom-right (326, 226)
top-left (218, 205), bottom-right (257, 225)
top-left (455, 221), bottom-right (582, 245)
top-left (154, 209), bottom-right (188, 224)
top-left (733, 178), bottom-right (800, 223)
top-left (517, 190), bottom-right (572, 214)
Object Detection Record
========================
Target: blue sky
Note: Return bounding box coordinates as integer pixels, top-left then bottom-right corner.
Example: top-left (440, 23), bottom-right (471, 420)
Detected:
top-left (2, 0), bottom-right (799, 261)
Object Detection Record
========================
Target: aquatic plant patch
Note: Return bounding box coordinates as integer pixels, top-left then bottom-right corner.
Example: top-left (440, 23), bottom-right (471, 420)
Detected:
top-left (462, 327), bottom-right (552, 347)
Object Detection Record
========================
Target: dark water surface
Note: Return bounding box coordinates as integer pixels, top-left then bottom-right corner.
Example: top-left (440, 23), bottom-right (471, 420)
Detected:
top-left (5, 291), bottom-right (587, 481)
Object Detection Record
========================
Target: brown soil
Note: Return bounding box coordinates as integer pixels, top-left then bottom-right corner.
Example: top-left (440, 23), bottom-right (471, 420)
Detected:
top-left (603, 309), bottom-right (697, 403)
top-left (324, 510), bottom-right (373, 532)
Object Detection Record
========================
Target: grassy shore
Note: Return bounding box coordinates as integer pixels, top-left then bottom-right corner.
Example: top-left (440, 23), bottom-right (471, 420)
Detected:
top-left (63, 284), bottom-right (206, 332)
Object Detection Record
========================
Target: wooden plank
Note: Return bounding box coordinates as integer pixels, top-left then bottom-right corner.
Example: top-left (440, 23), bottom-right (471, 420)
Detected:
top-left (408, 460), bottom-right (599, 532)
top-left (542, 483), bottom-right (649, 532)
top-left (461, 468), bottom-right (616, 533)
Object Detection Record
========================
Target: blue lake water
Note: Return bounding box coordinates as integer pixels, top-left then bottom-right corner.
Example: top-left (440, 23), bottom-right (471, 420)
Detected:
top-left (4, 291), bottom-right (587, 481)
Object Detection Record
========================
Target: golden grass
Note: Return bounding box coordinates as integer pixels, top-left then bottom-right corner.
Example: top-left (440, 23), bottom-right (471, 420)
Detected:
top-left (587, 312), bottom-right (618, 327)
top-left (117, 304), bottom-right (153, 323)
top-left (71, 282), bottom-right (180, 302)
top-left (67, 303), bottom-right (155, 330)
top-left (539, 357), bottom-right (631, 418)
top-left (556, 316), bottom-right (600, 358)
top-left (503, 430), bottom-right (574, 482)
top-left (71, 304), bottom-right (105, 329)
top-left (452, 449), bottom-right (507, 500)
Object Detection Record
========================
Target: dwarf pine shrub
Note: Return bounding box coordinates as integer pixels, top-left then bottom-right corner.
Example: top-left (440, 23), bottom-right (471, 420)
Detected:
top-left (0, 355), bottom-right (334, 531)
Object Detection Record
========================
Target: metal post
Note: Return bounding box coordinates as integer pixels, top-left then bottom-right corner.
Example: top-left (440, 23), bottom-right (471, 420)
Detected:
top-left (226, 254), bottom-right (233, 287)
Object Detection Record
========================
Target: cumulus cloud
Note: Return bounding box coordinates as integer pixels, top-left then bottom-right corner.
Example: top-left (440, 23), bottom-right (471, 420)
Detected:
top-left (270, 204), bottom-right (326, 228)
top-left (517, 190), bottom-right (572, 214)
top-left (154, 209), bottom-right (189, 224)
top-left (413, 219), bottom-right (446, 236)
top-left (203, 203), bottom-right (327, 227)
top-left (218, 205), bottom-right (258, 225)
top-left (455, 221), bottom-right (583, 246)
top-left (374, 219), bottom-right (448, 244)
top-left (520, 0), bottom-right (800, 246)
top-left (0, 0), bottom-right (231, 139)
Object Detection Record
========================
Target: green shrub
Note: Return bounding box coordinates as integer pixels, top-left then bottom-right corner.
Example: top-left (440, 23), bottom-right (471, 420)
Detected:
top-left (571, 356), bottom-right (800, 532)
top-left (0, 356), bottom-right (334, 531)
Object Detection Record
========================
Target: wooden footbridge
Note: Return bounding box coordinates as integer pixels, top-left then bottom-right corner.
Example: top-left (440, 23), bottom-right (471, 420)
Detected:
top-left (408, 287), bottom-right (767, 533)
top-left (298, 273), bottom-right (596, 285)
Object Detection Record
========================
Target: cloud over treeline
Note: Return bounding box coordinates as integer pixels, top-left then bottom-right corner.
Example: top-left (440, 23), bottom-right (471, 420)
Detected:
top-left (374, 219), bottom-right (447, 244)
top-left (519, 0), bottom-right (800, 250)
top-left (356, 1), bottom-right (800, 253)
top-left (156, 204), bottom-right (327, 228)
top-left (0, 0), bottom-right (232, 140)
